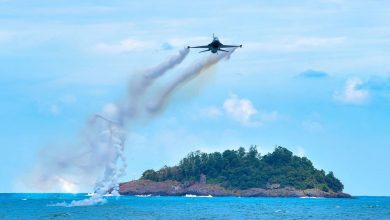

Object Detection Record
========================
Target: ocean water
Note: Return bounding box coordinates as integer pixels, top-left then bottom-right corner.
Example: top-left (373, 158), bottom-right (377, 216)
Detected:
top-left (1, 194), bottom-right (390, 219)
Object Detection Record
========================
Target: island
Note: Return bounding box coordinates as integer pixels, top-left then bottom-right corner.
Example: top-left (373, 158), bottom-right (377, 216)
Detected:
top-left (119, 146), bottom-right (351, 198)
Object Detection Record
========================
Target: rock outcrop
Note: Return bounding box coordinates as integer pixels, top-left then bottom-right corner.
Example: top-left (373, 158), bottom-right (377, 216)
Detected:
top-left (119, 180), bottom-right (351, 198)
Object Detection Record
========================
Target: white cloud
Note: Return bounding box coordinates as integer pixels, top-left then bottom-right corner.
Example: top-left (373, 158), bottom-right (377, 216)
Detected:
top-left (94, 39), bottom-right (154, 53)
top-left (223, 95), bottom-right (258, 126)
top-left (222, 94), bottom-right (278, 127)
top-left (198, 95), bottom-right (279, 126)
top-left (245, 37), bottom-right (346, 53)
top-left (334, 78), bottom-right (369, 105)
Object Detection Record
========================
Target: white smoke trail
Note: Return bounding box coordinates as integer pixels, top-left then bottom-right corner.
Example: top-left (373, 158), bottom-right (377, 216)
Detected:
top-left (127, 48), bottom-right (189, 117)
top-left (148, 49), bottom-right (236, 113)
top-left (140, 48), bottom-right (190, 88)
top-left (30, 47), bottom-right (236, 207)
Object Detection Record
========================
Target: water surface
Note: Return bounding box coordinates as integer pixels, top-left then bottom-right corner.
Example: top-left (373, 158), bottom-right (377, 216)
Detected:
top-left (1, 194), bottom-right (389, 219)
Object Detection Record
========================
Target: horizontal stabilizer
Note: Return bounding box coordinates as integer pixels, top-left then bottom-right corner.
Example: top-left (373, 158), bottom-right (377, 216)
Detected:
top-left (199, 49), bottom-right (211, 53)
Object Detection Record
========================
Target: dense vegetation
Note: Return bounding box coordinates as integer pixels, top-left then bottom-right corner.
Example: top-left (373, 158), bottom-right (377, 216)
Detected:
top-left (141, 146), bottom-right (344, 193)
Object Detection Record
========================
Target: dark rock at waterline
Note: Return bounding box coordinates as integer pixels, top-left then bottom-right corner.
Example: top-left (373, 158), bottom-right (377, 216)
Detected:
top-left (119, 180), bottom-right (351, 198)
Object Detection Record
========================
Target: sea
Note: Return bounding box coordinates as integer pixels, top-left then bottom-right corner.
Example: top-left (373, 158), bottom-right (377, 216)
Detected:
top-left (1, 194), bottom-right (390, 219)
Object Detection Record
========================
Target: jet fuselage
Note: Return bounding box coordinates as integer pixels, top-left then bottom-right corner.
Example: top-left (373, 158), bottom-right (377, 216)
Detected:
top-left (209, 39), bottom-right (222, 53)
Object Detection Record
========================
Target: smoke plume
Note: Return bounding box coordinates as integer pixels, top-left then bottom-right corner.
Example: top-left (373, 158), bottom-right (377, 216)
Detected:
top-left (128, 48), bottom-right (189, 117)
top-left (148, 48), bottom-right (236, 113)
top-left (27, 47), bottom-right (236, 206)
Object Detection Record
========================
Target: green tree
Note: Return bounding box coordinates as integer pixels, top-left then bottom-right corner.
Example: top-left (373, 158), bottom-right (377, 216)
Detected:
top-left (325, 171), bottom-right (344, 192)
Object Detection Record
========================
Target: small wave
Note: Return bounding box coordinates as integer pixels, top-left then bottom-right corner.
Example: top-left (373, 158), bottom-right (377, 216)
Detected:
top-left (135, 194), bottom-right (152, 197)
top-left (185, 194), bottom-right (213, 198)
top-left (299, 196), bottom-right (321, 199)
top-left (185, 194), bottom-right (197, 197)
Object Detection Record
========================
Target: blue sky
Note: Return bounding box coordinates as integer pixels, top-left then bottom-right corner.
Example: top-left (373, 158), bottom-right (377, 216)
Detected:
top-left (1, 0), bottom-right (390, 195)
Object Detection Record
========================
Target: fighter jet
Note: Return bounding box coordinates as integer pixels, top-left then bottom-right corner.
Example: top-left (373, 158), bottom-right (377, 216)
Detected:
top-left (187, 34), bottom-right (242, 53)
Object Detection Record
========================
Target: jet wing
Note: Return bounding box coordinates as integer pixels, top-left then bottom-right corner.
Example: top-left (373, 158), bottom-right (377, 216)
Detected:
top-left (188, 45), bottom-right (209, 48)
top-left (220, 44), bottom-right (242, 48)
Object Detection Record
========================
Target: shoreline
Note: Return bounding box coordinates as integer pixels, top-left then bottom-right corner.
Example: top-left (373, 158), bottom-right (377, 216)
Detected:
top-left (119, 180), bottom-right (352, 198)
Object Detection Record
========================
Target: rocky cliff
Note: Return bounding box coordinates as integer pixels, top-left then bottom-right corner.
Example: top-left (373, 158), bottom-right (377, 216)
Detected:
top-left (119, 180), bottom-right (351, 198)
